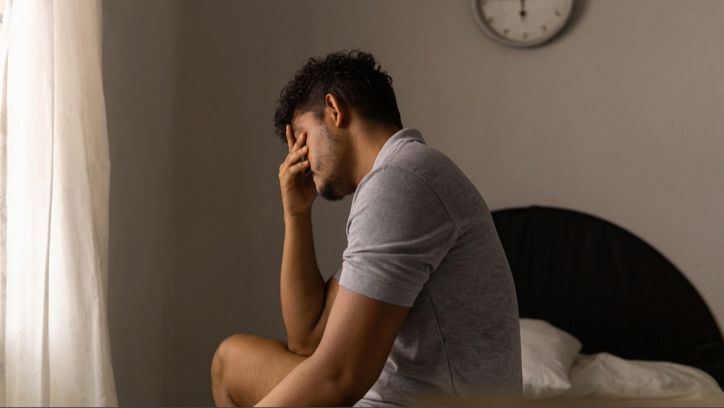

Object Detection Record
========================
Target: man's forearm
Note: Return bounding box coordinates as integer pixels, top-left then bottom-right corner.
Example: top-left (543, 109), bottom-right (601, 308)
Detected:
top-left (255, 353), bottom-right (362, 407)
top-left (280, 210), bottom-right (326, 353)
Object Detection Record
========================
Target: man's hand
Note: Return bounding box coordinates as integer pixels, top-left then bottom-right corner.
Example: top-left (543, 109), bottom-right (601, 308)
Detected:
top-left (279, 124), bottom-right (316, 218)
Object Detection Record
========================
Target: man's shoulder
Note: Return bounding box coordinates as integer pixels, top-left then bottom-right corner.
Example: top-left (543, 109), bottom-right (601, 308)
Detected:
top-left (376, 141), bottom-right (476, 198)
top-left (356, 163), bottom-right (439, 203)
top-left (370, 140), bottom-right (457, 186)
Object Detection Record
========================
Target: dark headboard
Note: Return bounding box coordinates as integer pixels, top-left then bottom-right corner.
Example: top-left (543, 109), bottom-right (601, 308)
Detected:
top-left (491, 205), bottom-right (724, 387)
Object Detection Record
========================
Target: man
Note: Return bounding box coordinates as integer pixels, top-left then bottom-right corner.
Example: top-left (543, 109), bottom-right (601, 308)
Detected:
top-left (211, 50), bottom-right (521, 407)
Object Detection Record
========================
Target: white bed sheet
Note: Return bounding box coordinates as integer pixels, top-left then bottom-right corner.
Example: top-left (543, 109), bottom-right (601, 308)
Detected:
top-left (560, 352), bottom-right (724, 400)
top-left (520, 318), bottom-right (724, 402)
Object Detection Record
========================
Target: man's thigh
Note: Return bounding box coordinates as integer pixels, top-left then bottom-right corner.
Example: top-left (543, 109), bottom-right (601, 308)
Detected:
top-left (212, 334), bottom-right (306, 406)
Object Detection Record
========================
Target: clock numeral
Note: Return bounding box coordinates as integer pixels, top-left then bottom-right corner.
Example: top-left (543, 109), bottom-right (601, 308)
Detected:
top-left (542, 25), bottom-right (548, 32)
top-left (522, 32), bottom-right (529, 39)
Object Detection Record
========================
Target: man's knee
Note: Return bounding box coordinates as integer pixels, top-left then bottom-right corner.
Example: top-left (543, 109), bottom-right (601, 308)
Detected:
top-left (212, 334), bottom-right (255, 383)
top-left (211, 334), bottom-right (258, 405)
top-left (210, 334), bottom-right (305, 406)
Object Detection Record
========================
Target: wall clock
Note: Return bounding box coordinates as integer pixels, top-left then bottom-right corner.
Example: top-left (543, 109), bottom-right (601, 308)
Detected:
top-left (471, 0), bottom-right (574, 48)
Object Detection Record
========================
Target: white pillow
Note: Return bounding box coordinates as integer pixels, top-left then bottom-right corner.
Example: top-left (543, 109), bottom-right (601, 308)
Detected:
top-left (563, 352), bottom-right (724, 400)
top-left (520, 318), bottom-right (582, 398)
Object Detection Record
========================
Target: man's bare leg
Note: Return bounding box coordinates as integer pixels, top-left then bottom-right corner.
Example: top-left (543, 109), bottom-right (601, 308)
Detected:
top-left (211, 334), bottom-right (306, 407)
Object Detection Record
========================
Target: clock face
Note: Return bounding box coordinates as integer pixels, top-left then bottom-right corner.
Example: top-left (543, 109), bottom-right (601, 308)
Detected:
top-left (472, 0), bottom-right (574, 48)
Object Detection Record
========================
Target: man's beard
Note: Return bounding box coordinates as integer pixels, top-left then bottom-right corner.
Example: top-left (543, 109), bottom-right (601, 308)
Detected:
top-left (315, 125), bottom-right (345, 201)
top-left (319, 179), bottom-right (343, 201)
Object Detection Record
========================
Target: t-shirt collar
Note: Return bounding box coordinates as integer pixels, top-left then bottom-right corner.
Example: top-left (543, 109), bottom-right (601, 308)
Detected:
top-left (372, 128), bottom-right (425, 170)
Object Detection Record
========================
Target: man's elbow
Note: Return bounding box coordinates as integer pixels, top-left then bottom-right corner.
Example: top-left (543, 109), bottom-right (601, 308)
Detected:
top-left (337, 376), bottom-right (374, 405)
top-left (286, 338), bottom-right (318, 357)
top-left (322, 361), bottom-right (378, 405)
top-left (311, 373), bottom-right (370, 406)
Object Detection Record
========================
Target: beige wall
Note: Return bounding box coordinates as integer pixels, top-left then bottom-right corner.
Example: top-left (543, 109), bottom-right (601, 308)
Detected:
top-left (103, 0), bottom-right (724, 405)
top-left (167, 1), bottom-right (321, 405)
top-left (103, 0), bottom-right (177, 405)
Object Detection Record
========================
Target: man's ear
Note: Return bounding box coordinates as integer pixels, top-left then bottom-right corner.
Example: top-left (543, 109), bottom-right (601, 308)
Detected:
top-left (324, 93), bottom-right (347, 129)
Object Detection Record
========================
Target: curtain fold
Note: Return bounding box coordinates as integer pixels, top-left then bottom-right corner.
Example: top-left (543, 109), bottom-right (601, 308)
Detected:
top-left (0, 0), bottom-right (117, 405)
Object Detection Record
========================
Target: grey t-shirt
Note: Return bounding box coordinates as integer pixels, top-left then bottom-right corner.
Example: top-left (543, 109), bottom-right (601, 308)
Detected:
top-left (333, 128), bottom-right (522, 406)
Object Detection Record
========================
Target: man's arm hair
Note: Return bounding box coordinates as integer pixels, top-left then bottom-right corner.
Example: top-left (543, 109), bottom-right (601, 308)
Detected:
top-left (287, 277), bottom-right (339, 356)
top-left (280, 211), bottom-right (339, 355)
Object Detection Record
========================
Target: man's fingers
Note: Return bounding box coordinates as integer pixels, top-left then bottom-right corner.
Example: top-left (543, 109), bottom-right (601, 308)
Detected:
top-left (280, 157), bottom-right (310, 179)
top-left (284, 145), bottom-right (308, 166)
top-left (294, 132), bottom-right (306, 151)
top-left (291, 159), bottom-right (310, 174)
top-left (279, 145), bottom-right (308, 172)
top-left (285, 124), bottom-right (296, 154)
top-left (280, 126), bottom-right (310, 180)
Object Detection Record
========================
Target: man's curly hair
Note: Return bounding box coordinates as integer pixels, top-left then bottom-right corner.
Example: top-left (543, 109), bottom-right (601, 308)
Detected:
top-left (273, 50), bottom-right (403, 144)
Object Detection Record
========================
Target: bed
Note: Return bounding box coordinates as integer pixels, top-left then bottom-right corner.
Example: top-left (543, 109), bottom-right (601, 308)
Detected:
top-left (490, 205), bottom-right (724, 404)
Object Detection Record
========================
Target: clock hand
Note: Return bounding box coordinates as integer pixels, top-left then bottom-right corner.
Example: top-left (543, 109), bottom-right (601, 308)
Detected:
top-left (519, 0), bottom-right (528, 19)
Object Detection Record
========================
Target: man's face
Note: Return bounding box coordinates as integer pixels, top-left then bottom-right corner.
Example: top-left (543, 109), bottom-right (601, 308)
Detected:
top-left (291, 111), bottom-right (355, 201)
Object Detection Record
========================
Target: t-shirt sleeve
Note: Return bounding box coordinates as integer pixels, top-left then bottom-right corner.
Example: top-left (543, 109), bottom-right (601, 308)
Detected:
top-left (338, 166), bottom-right (458, 307)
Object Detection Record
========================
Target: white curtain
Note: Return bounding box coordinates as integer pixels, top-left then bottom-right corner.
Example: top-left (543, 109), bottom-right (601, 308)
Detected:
top-left (0, 0), bottom-right (117, 405)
